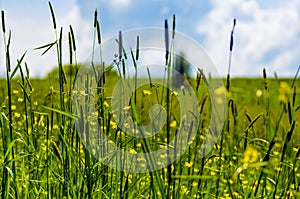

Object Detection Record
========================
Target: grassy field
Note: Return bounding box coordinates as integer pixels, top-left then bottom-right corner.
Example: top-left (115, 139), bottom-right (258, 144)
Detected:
top-left (0, 3), bottom-right (300, 199)
top-left (0, 74), bottom-right (299, 199)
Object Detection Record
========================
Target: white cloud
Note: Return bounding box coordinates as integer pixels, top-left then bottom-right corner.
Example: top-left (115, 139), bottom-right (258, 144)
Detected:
top-left (57, 4), bottom-right (94, 66)
top-left (107, 0), bottom-right (132, 9)
top-left (196, 0), bottom-right (300, 77)
top-left (161, 7), bottom-right (170, 15)
top-left (116, 0), bottom-right (131, 6)
top-left (0, 2), bottom-right (93, 77)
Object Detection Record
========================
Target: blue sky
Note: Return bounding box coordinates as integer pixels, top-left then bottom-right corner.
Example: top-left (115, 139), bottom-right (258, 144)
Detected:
top-left (0, 0), bottom-right (300, 77)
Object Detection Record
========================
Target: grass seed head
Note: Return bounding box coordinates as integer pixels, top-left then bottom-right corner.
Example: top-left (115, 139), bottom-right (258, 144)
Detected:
top-left (164, 19), bottom-right (169, 65)
top-left (96, 20), bottom-right (101, 45)
top-left (136, 35), bottom-right (139, 60)
top-left (172, 14), bottom-right (176, 39)
top-left (48, 2), bottom-right (56, 29)
top-left (51, 141), bottom-right (63, 164)
top-left (94, 9), bottom-right (98, 28)
top-left (1, 10), bottom-right (5, 33)
top-left (118, 31), bottom-right (123, 61)
top-left (69, 25), bottom-right (76, 51)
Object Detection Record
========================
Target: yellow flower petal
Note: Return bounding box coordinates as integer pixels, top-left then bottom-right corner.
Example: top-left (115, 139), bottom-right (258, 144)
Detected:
top-left (142, 90), bottom-right (152, 96)
top-left (11, 105), bottom-right (17, 111)
top-left (170, 120), bottom-right (177, 128)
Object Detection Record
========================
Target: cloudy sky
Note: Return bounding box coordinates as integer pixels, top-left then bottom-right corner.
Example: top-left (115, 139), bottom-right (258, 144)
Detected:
top-left (0, 0), bottom-right (300, 77)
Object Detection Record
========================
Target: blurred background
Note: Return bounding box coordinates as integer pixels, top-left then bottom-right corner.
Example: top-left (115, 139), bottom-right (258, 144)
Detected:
top-left (0, 0), bottom-right (299, 77)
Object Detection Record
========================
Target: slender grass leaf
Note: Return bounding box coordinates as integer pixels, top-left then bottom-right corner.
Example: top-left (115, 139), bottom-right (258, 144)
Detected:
top-left (10, 51), bottom-right (27, 79)
top-left (42, 106), bottom-right (78, 119)
top-left (34, 41), bottom-right (57, 56)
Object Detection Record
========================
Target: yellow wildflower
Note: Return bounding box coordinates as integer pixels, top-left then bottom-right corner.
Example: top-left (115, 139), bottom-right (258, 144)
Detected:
top-left (243, 146), bottom-right (259, 163)
top-left (103, 101), bottom-right (109, 108)
top-left (279, 82), bottom-right (291, 103)
top-left (14, 112), bottom-right (21, 118)
top-left (181, 186), bottom-right (189, 194)
top-left (110, 121), bottom-right (118, 129)
top-left (123, 106), bottom-right (131, 110)
top-left (11, 105), bottom-right (17, 110)
top-left (129, 148), bottom-right (137, 154)
top-left (142, 90), bottom-right (152, 96)
top-left (184, 162), bottom-right (193, 168)
top-left (256, 89), bottom-right (262, 97)
top-left (214, 86), bottom-right (226, 95)
top-left (170, 120), bottom-right (177, 128)
top-left (136, 143), bottom-right (142, 147)
top-left (242, 180), bottom-right (249, 185)
top-left (172, 91), bottom-right (179, 96)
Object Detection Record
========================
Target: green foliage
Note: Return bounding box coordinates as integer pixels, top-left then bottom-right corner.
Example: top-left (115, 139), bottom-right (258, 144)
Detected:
top-left (0, 75), bottom-right (299, 198)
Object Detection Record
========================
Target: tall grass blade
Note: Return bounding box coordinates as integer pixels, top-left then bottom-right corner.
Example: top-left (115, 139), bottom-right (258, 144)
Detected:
top-left (226, 18), bottom-right (236, 91)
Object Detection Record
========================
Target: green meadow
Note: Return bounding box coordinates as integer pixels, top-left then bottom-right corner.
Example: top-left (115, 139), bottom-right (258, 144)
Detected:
top-left (0, 2), bottom-right (299, 199)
